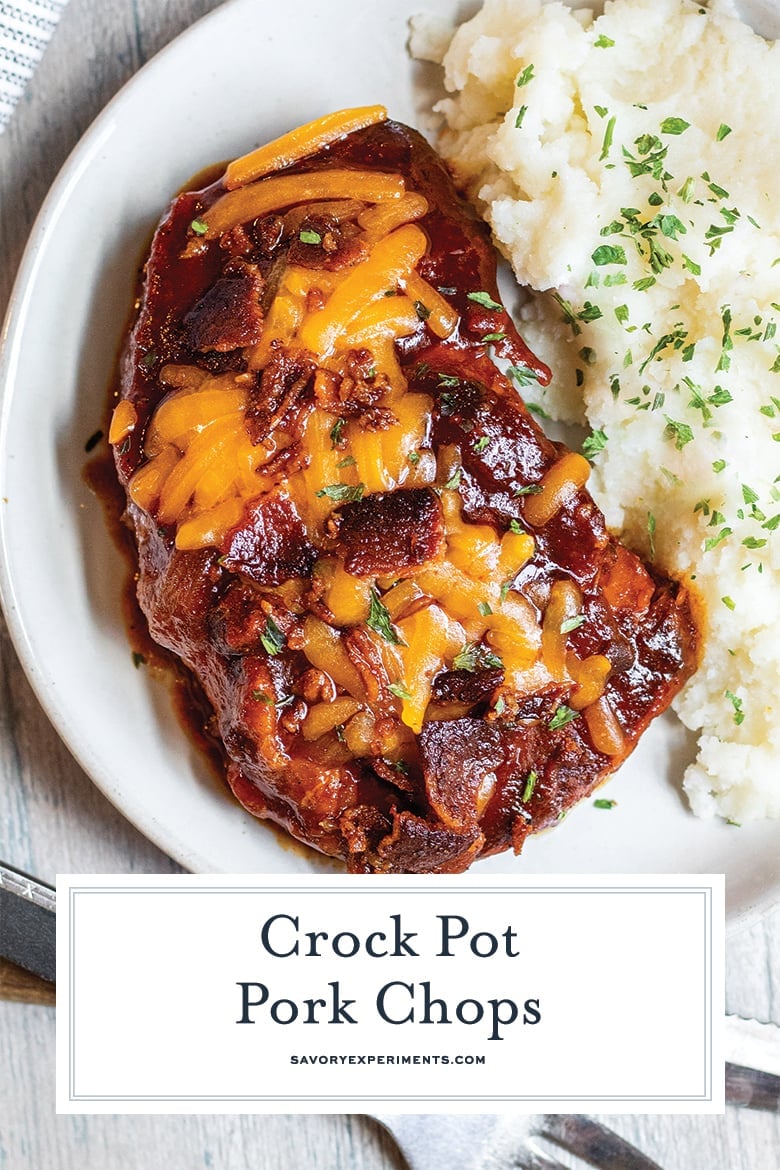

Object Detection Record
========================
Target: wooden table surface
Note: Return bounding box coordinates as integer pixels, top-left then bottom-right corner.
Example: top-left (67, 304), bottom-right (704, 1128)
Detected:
top-left (0, 1), bottom-right (778, 1166)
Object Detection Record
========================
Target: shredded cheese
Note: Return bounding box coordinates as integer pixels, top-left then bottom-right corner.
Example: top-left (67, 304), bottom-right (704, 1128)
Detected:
top-left (224, 106), bottom-right (388, 189)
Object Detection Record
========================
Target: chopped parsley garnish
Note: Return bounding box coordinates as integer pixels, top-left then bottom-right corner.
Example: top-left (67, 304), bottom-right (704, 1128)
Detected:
top-left (515, 106), bottom-right (528, 129)
top-left (190, 218), bottom-right (208, 236)
top-left (521, 770), bottom-right (538, 803)
top-left (725, 689), bottom-right (745, 725)
top-left (663, 416), bottom-right (694, 450)
top-left (140, 349), bottom-right (158, 370)
top-left (388, 682), bottom-right (412, 701)
top-left (509, 519), bottom-right (525, 534)
top-left (516, 63), bottom-right (535, 87)
top-left (704, 527), bottom-right (732, 552)
top-left (414, 299), bottom-right (431, 321)
top-left (515, 483), bottom-right (543, 496)
top-left (721, 595), bottom-right (736, 611)
top-left (560, 614), bottom-right (586, 634)
top-left (367, 589), bottom-right (404, 646)
top-left (548, 705), bottom-right (579, 731)
top-left (467, 290), bottom-right (503, 312)
top-left (594, 33), bottom-right (615, 47)
top-left (408, 451), bottom-right (421, 466)
top-left (526, 402), bottom-right (551, 419)
top-left (260, 616), bottom-right (285, 657)
top-left (599, 115), bottom-right (617, 163)
top-left (507, 364), bottom-right (542, 386)
top-left (592, 244), bottom-right (626, 266)
top-left (482, 332), bottom-right (507, 343)
top-left (582, 429), bottom-right (608, 460)
top-left (316, 482), bottom-right (365, 503)
top-left (330, 418), bottom-right (346, 448)
top-left (712, 459), bottom-right (727, 473)
top-left (660, 117), bottom-right (690, 135)
top-left (716, 123), bottom-right (732, 141)
top-left (594, 798), bottom-right (617, 809)
top-left (473, 435), bottom-right (491, 453)
top-left (647, 512), bottom-right (657, 558)
top-left (438, 373), bottom-right (460, 388)
top-left (299, 228), bottom-right (322, 245)
top-left (478, 601), bottom-right (493, 617)
top-left (453, 642), bottom-right (503, 672)
top-left (444, 467), bottom-right (462, 491)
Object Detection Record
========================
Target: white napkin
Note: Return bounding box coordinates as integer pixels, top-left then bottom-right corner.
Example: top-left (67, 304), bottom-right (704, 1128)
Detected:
top-left (0, 0), bottom-right (70, 132)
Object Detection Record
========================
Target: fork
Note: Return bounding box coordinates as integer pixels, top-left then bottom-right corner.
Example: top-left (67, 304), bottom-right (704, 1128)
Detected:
top-left (372, 1113), bottom-right (664, 1170)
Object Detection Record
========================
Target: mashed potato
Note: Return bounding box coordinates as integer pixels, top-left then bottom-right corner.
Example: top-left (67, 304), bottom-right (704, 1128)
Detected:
top-left (412, 0), bottom-right (780, 821)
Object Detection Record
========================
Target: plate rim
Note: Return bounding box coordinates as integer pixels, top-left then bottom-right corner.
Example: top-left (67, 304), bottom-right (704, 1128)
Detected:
top-left (0, 0), bottom-right (777, 927)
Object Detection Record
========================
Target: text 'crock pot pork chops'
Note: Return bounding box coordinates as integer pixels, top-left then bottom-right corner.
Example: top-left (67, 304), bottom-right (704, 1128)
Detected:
top-left (110, 106), bottom-right (698, 873)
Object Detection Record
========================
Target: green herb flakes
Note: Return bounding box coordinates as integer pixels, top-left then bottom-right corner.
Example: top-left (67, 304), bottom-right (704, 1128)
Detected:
top-left (516, 64), bottom-right (535, 87)
top-left (704, 527), bottom-right (732, 552)
top-left (316, 483), bottom-right (365, 503)
top-left (190, 218), bottom-right (208, 236)
top-left (592, 244), bottom-right (626, 266)
top-left (515, 106), bottom-right (528, 129)
top-left (582, 429), bottom-right (608, 460)
top-left (594, 798), bottom-right (617, 809)
top-left (368, 589), bottom-right (404, 645)
top-left (716, 123), bottom-right (732, 141)
top-left (560, 614), bottom-right (586, 634)
top-left (260, 616), bottom-right (285, 657)
top-left (453, 642), bottom-right (503, 673)
top-left (663, 416), bottom-right (694, 450)
top-left (507, 364), bottom-right (542, 386)
top-left (594, 33), bottom-right (615, 47)
top-left (467, 290), bottom-right (503, 312)
top-left (389, 682), bottom-right (412, 701)
top-left (521, 770), bottom-right (538, 803)
top-left (660, 117), bottom-right (690, 135)
top-left (548, 705), bottom-right (579, 731)
top-left (299, 228), bottom-right (322, 245)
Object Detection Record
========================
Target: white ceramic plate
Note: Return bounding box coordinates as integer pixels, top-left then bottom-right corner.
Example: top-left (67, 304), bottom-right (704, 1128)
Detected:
top-left (1, 0), bottom-right (778, 923)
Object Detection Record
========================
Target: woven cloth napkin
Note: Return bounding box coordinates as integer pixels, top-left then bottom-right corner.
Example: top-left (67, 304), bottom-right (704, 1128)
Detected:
top-left (0, 0), bottom-right (69, 131)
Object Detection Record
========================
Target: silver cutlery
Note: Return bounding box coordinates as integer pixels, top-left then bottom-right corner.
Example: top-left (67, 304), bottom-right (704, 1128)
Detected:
top-left (372, 1112), bottom-right (666, 1170)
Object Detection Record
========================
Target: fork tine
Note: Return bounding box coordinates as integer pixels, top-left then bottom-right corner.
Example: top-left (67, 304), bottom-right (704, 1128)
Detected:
top-left (537, 1115), bottom-right (665, 1170)
top-left (514, 1140), bottom-right (572, 1170)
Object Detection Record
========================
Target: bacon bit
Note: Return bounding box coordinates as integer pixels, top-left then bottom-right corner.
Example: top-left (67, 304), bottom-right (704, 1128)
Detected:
top-left (183, 265), bottom-right (264, 353)
top-left (345, 626), bottom-right (392, 704)
top-left (313, 349), bottom-right (396, 431)
top-left (300, 668), bottom-right (337, 705)
top-left (245, 346), bottom-right (316, 443)
top-left (220, 492), bottom-right (317, 586)
top-left (335, 488), bottom-right (445, 578)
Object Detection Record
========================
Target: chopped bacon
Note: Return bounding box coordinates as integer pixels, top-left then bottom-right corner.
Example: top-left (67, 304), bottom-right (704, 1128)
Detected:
top-left (335, 488), bottom-right (444, 577)
top-left (183, 263), bottom-right (264, 352)
top-left (220, 492), bottom-right (316, 585)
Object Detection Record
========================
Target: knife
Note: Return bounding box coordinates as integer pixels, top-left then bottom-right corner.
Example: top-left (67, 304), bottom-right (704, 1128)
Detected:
top-left (0, 861), bottom-right (56, 983)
